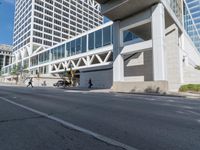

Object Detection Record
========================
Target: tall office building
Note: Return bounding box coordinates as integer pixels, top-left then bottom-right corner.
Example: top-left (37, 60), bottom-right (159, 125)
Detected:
top-left (0, 45), bottom-right (12, 71)
top-left (13, 0), bottom-right (103, 62)
top-left (184, 0), bottom-right (200, 51)
top-left (186, 0), bottom-right (200, 33)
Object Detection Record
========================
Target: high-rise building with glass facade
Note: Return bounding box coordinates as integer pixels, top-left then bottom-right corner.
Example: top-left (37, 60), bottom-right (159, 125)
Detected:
top-left (13, 0), bottom-right (103, 54)
top-left (184, 0), bottom-right (200, 51)
top-left (186, 0), bottom-right (200, 33)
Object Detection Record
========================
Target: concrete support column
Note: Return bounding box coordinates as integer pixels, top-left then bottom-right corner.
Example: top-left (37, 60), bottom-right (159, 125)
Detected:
top-left (29, 57), bottom-right (31, 68)
top-left (9, 56), bottom-right (12, 64)
top-left (179, 33), bottom-right (184, 83)
top-left (113, 21), bottom-right (124, 82)
top-left (151, 3), bottom-right (166, 81)
top-left (3, 55), bottom-right (6, 67)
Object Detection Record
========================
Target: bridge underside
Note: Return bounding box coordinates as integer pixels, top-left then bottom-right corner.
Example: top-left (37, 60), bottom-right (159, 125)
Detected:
top-left (96, 0), bottom-right (160, 21)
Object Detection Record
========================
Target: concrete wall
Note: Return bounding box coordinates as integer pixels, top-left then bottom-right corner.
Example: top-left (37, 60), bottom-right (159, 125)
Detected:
top-left (183, 65), bottom-right (200, 84)
top-left (27, 77), bottom-right (61, 87)
top-left (181, 31), bottom-right (200, 85)
top-left (112, 81), bottom-right (168, 93)
top-left (1, 74), bottom-right (62, 87)
top-left (124, 50), bottom-right (153, 82)
top-left (80, 68), bottom-right (113, 89)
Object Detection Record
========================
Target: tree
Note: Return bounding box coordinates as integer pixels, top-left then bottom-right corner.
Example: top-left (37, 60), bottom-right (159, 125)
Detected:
top-left (10, 64), bottom-right (30, 84)
top-left (61, 66), bottom-right (76, 87)
top-left (0, 70), bottom-right (2, 77)
top-left (10, 65), bottom-right (20, 84)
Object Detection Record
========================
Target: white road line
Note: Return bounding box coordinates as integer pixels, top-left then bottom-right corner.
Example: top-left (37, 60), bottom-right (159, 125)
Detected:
top-left (64, 90), bottom-right (89, 94)
top-left (143, 98), bottom-right (156, 101)
top-left (168, 100), bottom-right (175, 102)
top-left (0, 97), bottom-right (138, 150)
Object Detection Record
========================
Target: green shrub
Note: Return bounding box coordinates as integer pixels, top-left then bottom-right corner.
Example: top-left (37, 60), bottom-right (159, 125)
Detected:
top-left (195, 65), bottom-right (200, 70)
top-left (179, 84), bottom-right (200, 92)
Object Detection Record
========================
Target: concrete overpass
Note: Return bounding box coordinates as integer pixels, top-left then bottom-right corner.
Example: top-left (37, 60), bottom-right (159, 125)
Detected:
top-left (96, 0), bottom-right (200, 92)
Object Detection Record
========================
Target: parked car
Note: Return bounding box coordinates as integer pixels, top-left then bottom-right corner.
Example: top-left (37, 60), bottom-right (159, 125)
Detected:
top-left (53, 80), bottom-right (71, 87)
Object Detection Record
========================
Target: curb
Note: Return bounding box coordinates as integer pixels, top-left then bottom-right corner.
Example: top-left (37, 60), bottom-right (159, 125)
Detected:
top-left (115, 91), bottom-right (200, 99)
top-left (115, 92), bottom-right (185, 98)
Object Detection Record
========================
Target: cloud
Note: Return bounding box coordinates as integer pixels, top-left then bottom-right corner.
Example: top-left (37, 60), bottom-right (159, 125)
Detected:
top-left (3, 0), bottom-right (15, 5)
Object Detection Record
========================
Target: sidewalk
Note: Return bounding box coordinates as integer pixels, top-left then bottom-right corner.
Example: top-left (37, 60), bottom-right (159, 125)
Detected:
top-left (116, 91), bottom-right (200, 99)
top-left (169, 92), bottom-right (200, 99)
top-left (62, 87), bottom-right (112, 93)
top-left (61, 87), bottom-right (200, 99)
top-left (1, 82), bottom-right (199, 99)
top-left (0, 82), bottom-right (20, 86)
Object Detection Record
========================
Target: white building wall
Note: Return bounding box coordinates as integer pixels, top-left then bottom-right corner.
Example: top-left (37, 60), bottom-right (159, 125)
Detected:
top-left (182, 32), bottom-right (200, 66)
top-left (182, 31), bottom-right (200, 84)
top-left (80, 67), bottom-right (113, 88)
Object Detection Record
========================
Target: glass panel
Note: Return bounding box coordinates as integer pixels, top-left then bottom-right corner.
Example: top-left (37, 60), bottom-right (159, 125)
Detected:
top-left (62, 44), bottom-right (65, 58)
top-left (51, 49), bottom-right (54, 60)
top-left (88, 32), bottom-right (94, 50)
top-left (55, 47), bottom-right (58, 60)
top-left (71, 40), bottom-right (76, 55)
top-left (76, 38), bottom-right (81, 54)
top-left (51, 48), bottom-right (57, 61)
top-left (39, 53), bottom-right (42, 63)
top-left (58, 46), bottom-right (61, 59)
top-left (123, 30), bottom-right (143, 43)
top-left (46, 51), bottom-right (49, 62)
top-left (82, 36), bottom-right (87, 53)
top-left (30, 55), bottom-right (38, 66)
top-left (66, 42), bottom-right (71, 57)
top-left (103, 26), bottom-right (111, 46)
top-left (95, 29), bottom-right (102, 48)
top-left (123, 31), bottom-right (134, 42)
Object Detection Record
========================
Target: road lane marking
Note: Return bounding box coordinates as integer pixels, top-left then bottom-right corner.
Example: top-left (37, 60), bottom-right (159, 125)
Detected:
top-left (187, 110), bottom-right (200, 117)
top-left (168, 100), bottom-right (175, 102)
top-left (143, 98), bottom-right (156, 101)
top-left (64, 90), bottom-right (89, 94)
top-left (0, 97), bottom-right (138, 150)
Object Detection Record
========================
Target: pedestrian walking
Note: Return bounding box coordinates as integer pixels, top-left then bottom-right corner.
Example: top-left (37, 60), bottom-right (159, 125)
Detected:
top-left (27, 78), bottom-right (33, 88)
top-left (88, 78), bottom-right (93, 88)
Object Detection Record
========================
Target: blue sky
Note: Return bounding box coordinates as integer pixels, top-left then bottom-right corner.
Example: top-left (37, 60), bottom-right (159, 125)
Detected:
top-left (0, 0), bottom-right (109, 45)
top-left (0, 0), bottom-right (15, 45)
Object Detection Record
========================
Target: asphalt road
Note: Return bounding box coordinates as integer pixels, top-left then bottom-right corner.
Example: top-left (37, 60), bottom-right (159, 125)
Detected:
top-left (0, 86), bottom-right (200, 150)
